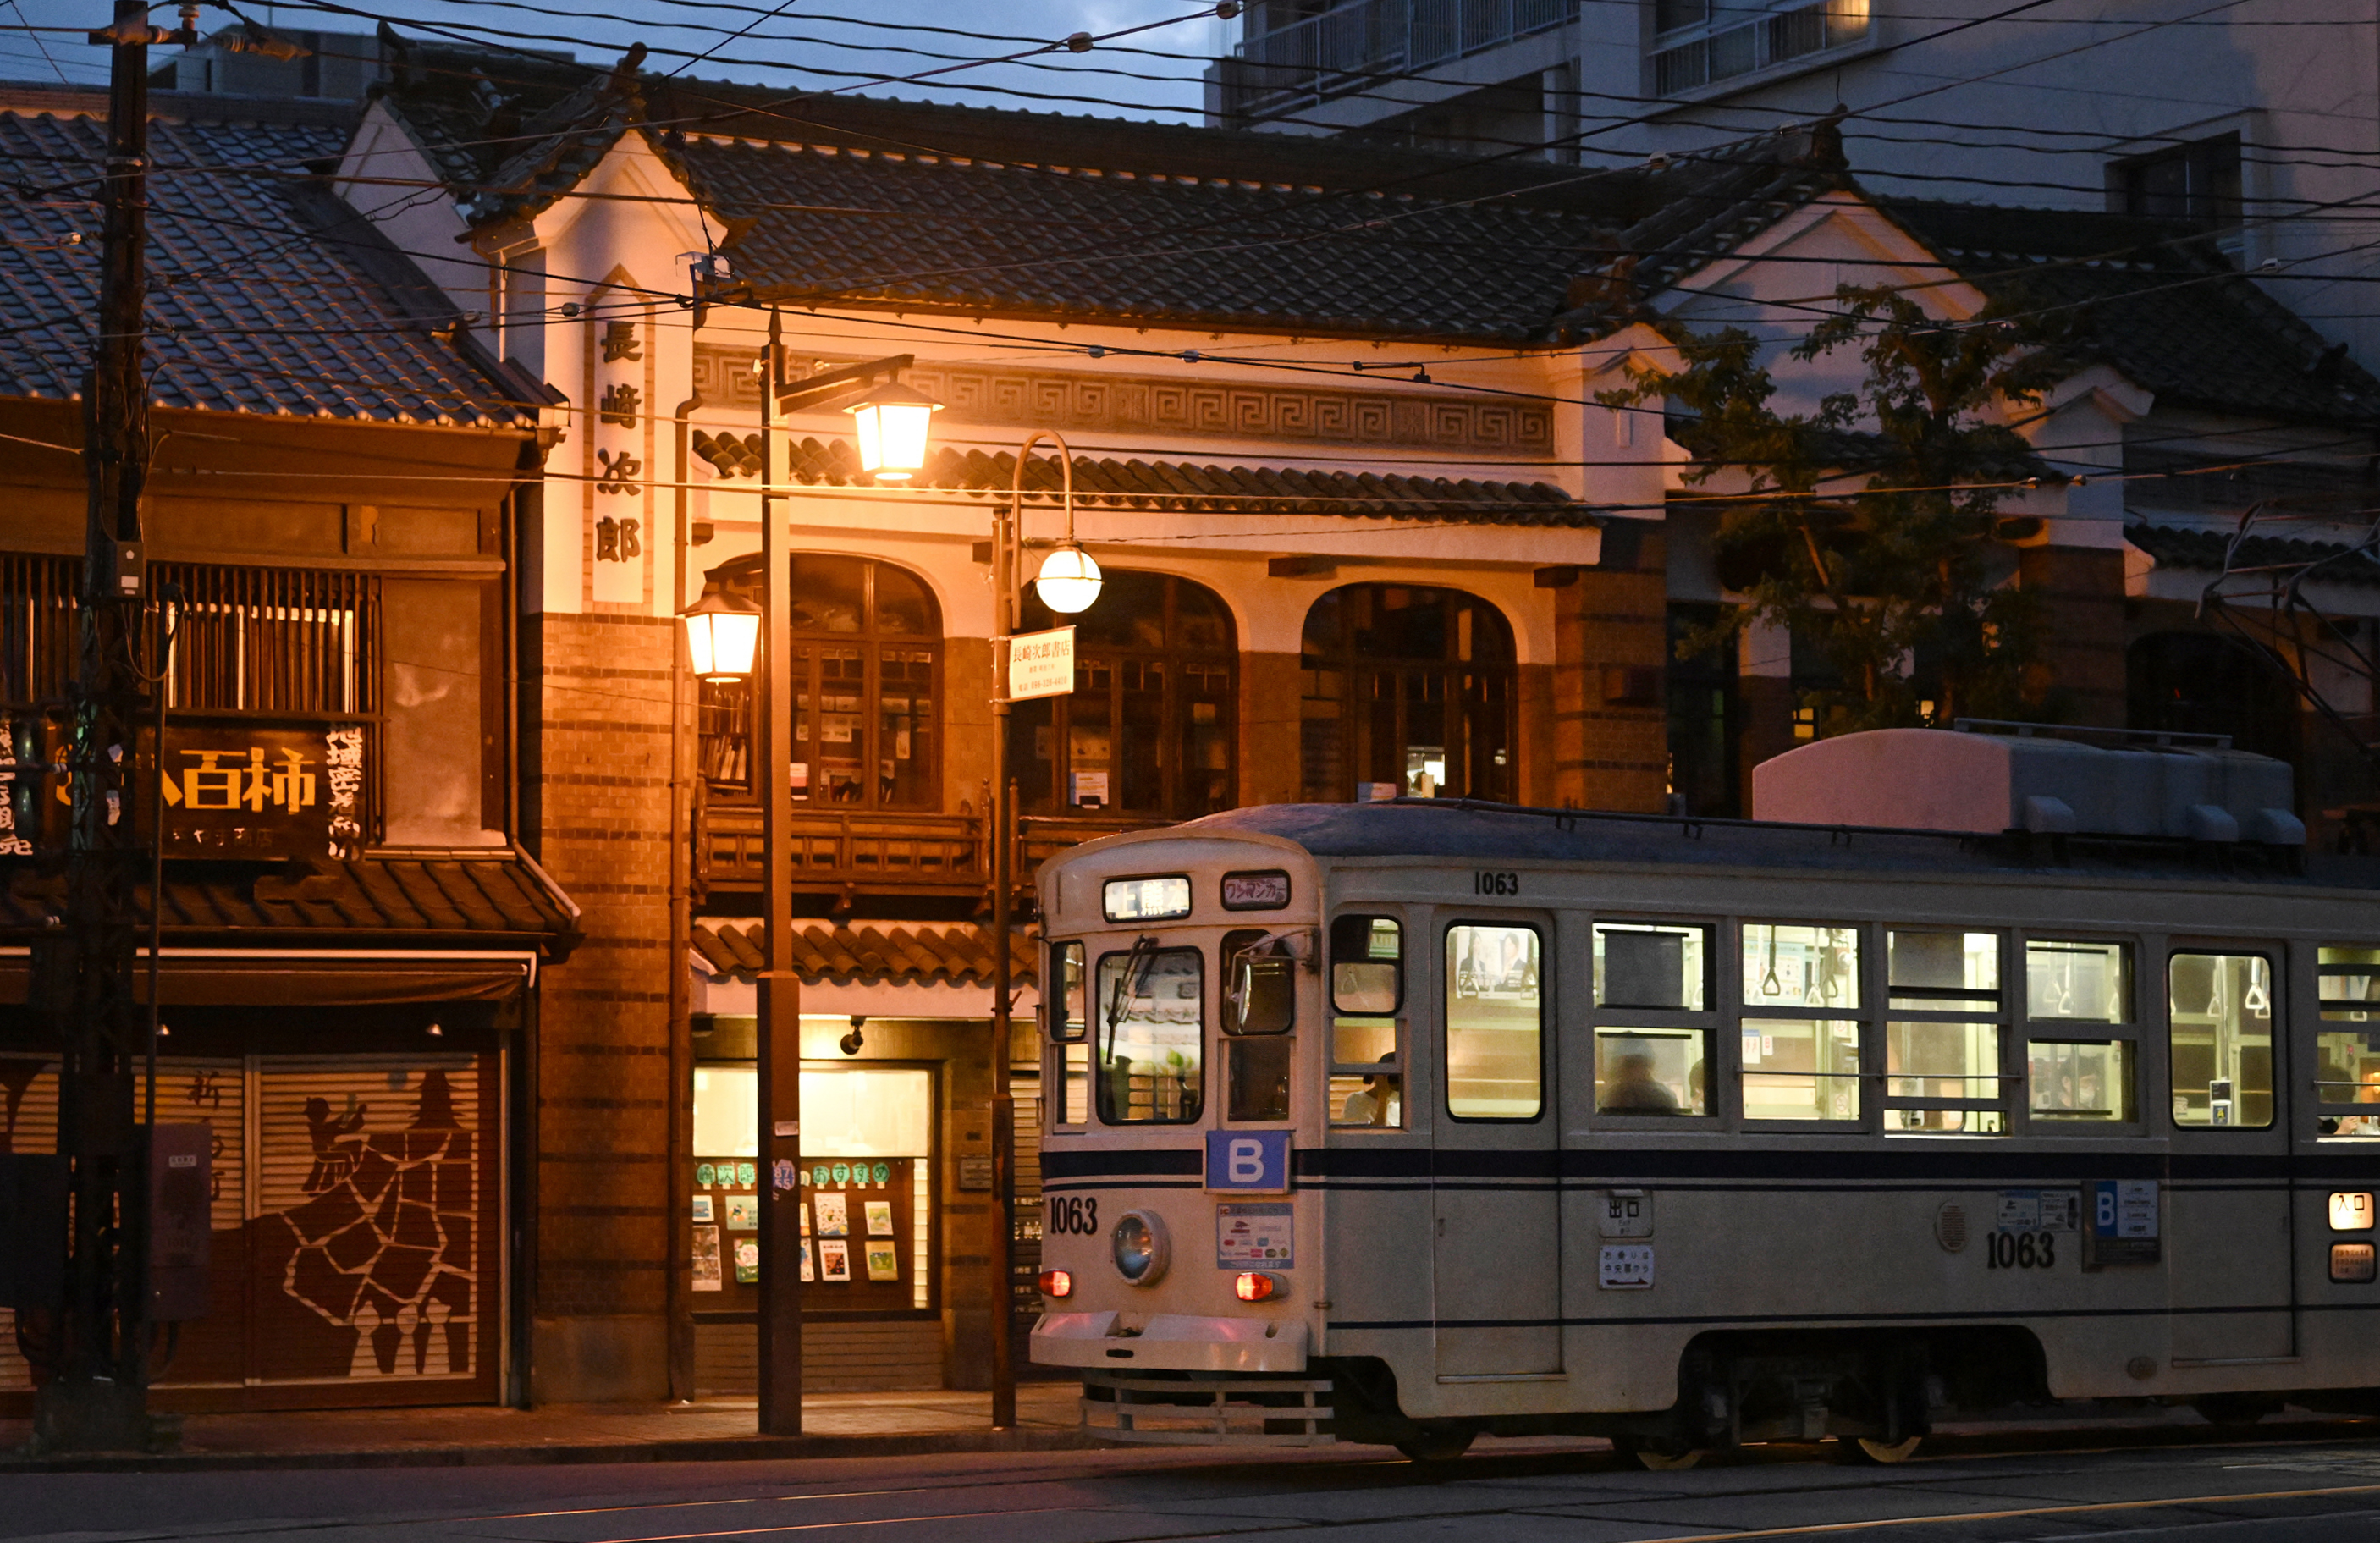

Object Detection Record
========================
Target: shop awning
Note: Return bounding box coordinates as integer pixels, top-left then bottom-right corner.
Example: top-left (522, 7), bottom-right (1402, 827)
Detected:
top-left (690, 921), bottom-right (1038, 1018)
top-left (0, 949), bottom-right (535, 1006)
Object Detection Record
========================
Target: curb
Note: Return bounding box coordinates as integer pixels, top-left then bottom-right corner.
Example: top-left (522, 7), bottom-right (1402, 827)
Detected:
top-left (1, 1425), bottom-right (1101, 1474)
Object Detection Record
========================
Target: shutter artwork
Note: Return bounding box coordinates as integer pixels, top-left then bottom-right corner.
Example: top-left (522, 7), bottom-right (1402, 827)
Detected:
top-left (0, 1051), bottom-right (495, 1405)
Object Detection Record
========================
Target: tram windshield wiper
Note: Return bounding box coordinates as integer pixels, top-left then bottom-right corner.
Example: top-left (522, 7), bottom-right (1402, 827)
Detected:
top-left (1106, 934), bottom-right (1157, 1035)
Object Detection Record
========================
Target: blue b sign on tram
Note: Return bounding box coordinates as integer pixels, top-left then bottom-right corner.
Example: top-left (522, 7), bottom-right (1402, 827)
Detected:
top-left (1205, 1129), bottom-right (1291, 1193)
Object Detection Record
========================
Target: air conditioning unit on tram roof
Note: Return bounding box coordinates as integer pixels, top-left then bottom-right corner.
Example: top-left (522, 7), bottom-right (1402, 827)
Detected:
top-left (1749, 723), bottom-right (2305, 846)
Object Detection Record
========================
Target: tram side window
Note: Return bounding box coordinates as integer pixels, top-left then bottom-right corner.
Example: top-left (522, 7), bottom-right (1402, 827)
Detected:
top-left (1330, 915), bottom-right (1404, 1127)
top-left (1095, 943), bottom-right (1204, 1124)
top-left (1884, 930), bottom-right (2005, 1134)
top-left (1741, 923), bottom-right (1863, 1123)
top-left (1047, 940), bottom-right (1088, 1125)
top-left (1223, 929), bottom-right (1294, 1122)
top-left (1446, 923), bottom-right (1542, 1119)
top-left (2025, 940), bottom-right (2135, 1124)
top-left (1594, 922), bottom-right (1711, 1116)
top-left (2168, 952), bottom-right (2273, 1128)
top-left (2318, 945), bottom-right (2380, 1135)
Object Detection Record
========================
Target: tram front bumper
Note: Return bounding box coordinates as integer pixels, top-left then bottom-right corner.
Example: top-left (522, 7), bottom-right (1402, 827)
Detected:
top-left (1031, 1311), bottom-right (1310, 1373)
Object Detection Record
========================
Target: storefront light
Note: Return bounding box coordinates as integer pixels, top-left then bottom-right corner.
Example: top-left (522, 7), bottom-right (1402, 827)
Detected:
top-left (680, 580), bottom-right (760, 681)
top-left (845, 382), bottom-right (942, 482)
top-left (1034, 543), bottom-right (1103, 614)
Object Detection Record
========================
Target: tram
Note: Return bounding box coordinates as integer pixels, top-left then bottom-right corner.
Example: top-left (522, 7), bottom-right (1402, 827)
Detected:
top-left (1027, 727), bottom-right (2380, 1464)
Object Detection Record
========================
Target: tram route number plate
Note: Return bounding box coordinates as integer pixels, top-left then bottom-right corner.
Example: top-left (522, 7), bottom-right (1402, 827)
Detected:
top-left (1599, 1244), bottom-right (1654, 1291)
top-left (2083, 1179), bottom-right (2161, 1270)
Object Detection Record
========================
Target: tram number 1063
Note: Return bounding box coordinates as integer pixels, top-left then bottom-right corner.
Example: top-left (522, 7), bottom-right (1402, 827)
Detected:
top-left (1474, 871), bottom-right (1521, 895)
top-left (1048, 1197), bottom-right (1101, 1235)
top-left (1986, 1229), bottom-right (2057, 1270)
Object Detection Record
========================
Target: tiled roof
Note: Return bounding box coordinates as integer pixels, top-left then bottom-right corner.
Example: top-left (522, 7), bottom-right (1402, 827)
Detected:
top-left (691, 920), bottom-right (1035, 988)
top-left (0, 853), bottom-right (581, 944)
top-left (688, 433), bottom-right (1597, 525)
top-left (375, 61), bottom-right (1849, 342)
top-left (0, 90), bottom-right (535, 427)
top-left (1880, 200), bottom-right (2380, 426)
top-left (2127, 522), bottom-right (2380, 587)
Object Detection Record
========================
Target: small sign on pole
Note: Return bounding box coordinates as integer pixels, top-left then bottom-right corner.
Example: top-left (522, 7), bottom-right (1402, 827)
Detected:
top-left (1007, 626), bottom-right (1075, 702)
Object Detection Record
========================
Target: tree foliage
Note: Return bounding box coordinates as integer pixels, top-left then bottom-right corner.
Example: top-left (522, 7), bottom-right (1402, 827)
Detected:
top-left (1603, 285), bottom-right (2071, 733)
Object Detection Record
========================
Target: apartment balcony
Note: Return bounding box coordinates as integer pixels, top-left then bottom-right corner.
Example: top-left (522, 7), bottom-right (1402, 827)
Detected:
top-left (1216, 0), bottom-right (1576, 122)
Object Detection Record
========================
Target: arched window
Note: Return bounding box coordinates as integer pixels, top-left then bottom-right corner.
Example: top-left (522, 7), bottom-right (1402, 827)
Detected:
top-left (1301, 584), bottom-right (1515, 802)
top-left (698, 554), bottom-right (941, 808)
top-left (1012, 570), bottom-right (1235, 818)
top-left (2128, 631), bottom-right (2298, 765)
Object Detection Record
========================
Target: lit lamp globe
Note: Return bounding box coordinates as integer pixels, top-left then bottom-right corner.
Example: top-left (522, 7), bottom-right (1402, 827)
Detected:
top-left (845, 382), bottom-right (942, 482)
top-left (1035, 544), bottom-right (1103, 614)
top-left (680, 581), bottom-right (761, 681)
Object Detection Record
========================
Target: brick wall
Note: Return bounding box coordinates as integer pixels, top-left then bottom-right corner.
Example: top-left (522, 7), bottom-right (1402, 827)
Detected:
top-left (1553, 546), bottom-right (1671, 813)
top-left (524, 611), bottom-right (678, 1402)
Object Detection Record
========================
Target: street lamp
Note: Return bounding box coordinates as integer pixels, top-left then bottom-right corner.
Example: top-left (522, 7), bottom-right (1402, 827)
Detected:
top-left (846, 382), bottom-right (942, 482)
top-left (988, 429), bottom-right (1099, 1429)
top-left (680, 577), bottom-right (760, 681)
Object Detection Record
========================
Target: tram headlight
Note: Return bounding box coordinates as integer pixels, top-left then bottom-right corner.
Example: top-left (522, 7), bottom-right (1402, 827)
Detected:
top-left (1110, 1210), bottom-right (1169, 1287)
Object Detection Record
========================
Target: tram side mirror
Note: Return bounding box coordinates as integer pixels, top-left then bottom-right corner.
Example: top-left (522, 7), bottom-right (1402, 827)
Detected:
top-left (1223, 929), bottom-right (1296, 1035)
top-left (1330, 915), bottom-right (1402, 1015)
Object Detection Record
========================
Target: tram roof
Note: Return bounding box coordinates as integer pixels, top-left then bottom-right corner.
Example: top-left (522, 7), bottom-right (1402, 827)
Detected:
top-left (1171, 802), bottom-right (2380, 892)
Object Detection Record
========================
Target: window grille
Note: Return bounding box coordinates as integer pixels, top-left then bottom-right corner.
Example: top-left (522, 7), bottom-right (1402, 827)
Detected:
top-left (1, 556), bottom-right (377, 719)
top-left (1650, 0), bottom-right (1867, 96)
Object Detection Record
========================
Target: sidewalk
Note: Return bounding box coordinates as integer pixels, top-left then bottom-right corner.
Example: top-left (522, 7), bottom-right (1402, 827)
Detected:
top-left (0, 1382), bottom-right (1093, 1472)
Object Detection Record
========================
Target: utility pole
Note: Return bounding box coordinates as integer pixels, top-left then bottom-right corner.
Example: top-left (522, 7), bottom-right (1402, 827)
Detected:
top-left (36, 0), bottom-right (190, 1455)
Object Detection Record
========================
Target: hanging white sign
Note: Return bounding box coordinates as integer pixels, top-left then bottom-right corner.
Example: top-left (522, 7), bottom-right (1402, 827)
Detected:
top-left (1008, 626), bottom-right (1076, 702)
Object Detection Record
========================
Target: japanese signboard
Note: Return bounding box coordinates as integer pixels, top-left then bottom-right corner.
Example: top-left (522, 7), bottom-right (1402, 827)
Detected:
top-left (1007, 626), bottom-right (1075, 702)
top-left (159, 722), bottom-right (369, 859)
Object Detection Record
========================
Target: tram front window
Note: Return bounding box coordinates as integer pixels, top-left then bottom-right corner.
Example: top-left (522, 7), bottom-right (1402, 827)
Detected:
top-left (2318, 946), bottom-right (2380, 1134)
top-left (2169, 952), bottom-right (2273, 1128)
top-left (1096, 943), bottom-right (1204, 1124)
top-left (1445, 923), bottom-right (1542, 1119)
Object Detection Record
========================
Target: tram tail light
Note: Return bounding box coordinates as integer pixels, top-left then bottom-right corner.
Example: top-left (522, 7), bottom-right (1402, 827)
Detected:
top-left (1038, 1269), bottom-right (1072, 1298)
top-left (1234, 1271), bottom-right (1282, 1303)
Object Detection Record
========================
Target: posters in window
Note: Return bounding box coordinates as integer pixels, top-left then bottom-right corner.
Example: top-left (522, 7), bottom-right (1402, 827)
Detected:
top-left (819, 1239), bottom-right (851, 1281)
top-left (733, 1237), bottom-right (758, 1285)
top-left (799, 1239), bottom-right (814, 1283)
top-left (725, 1195), bottom-right (758, 1231)
top-left (691, 1226), bottom-right (723, 1291)
top-left (865, 1243), bottom-right (899, 1281)
top-left (691, 1194), bottom-right (713, 1224)
top-left (864, 1199), bottom-right (895, 1237)
top-left (814, 1193), bottom-right (849, 1237)
top-left (799, 1199), bottom-right (811, 1237)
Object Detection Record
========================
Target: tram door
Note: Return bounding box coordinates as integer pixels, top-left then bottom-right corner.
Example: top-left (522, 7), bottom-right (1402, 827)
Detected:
top-left (1434, 916), bottom-right (1562, 1376)
top-left (2165, 948), bottom-right (2295, 1362)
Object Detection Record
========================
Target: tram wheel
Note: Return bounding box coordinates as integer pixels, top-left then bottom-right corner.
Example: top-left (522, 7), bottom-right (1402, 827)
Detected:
top-left (1392, 1427), bottom-right (1475, 1463)
top-left (1849, 1436), bottom-right (1923, 1464)
top-left (1611, 1435), bottom-right (1708, 1470)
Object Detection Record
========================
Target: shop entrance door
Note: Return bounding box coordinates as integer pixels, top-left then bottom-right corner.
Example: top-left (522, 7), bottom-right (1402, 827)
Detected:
top-left (1433, 914), bottom-right (1561, 1378)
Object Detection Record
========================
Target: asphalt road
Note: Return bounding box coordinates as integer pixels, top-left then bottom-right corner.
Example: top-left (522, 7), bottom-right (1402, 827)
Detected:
top-left (18, 1429), bottom-right (2380, 1543)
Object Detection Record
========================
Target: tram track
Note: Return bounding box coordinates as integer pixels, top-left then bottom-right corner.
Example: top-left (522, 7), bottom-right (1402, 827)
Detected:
top-left (21, 1417), bottom-right (2380, 1543)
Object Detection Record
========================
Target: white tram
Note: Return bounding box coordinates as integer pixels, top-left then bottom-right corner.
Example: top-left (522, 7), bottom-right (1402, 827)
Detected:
top-left (1027, 729), bottom-right (2380, 1463)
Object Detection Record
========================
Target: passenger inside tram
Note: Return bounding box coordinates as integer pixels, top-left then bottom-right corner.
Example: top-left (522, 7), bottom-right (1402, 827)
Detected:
top-left (1339, 1055), bottom-right (1402, 1127)
top-left (1601, 1052), bottom-right (1679, 1113)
